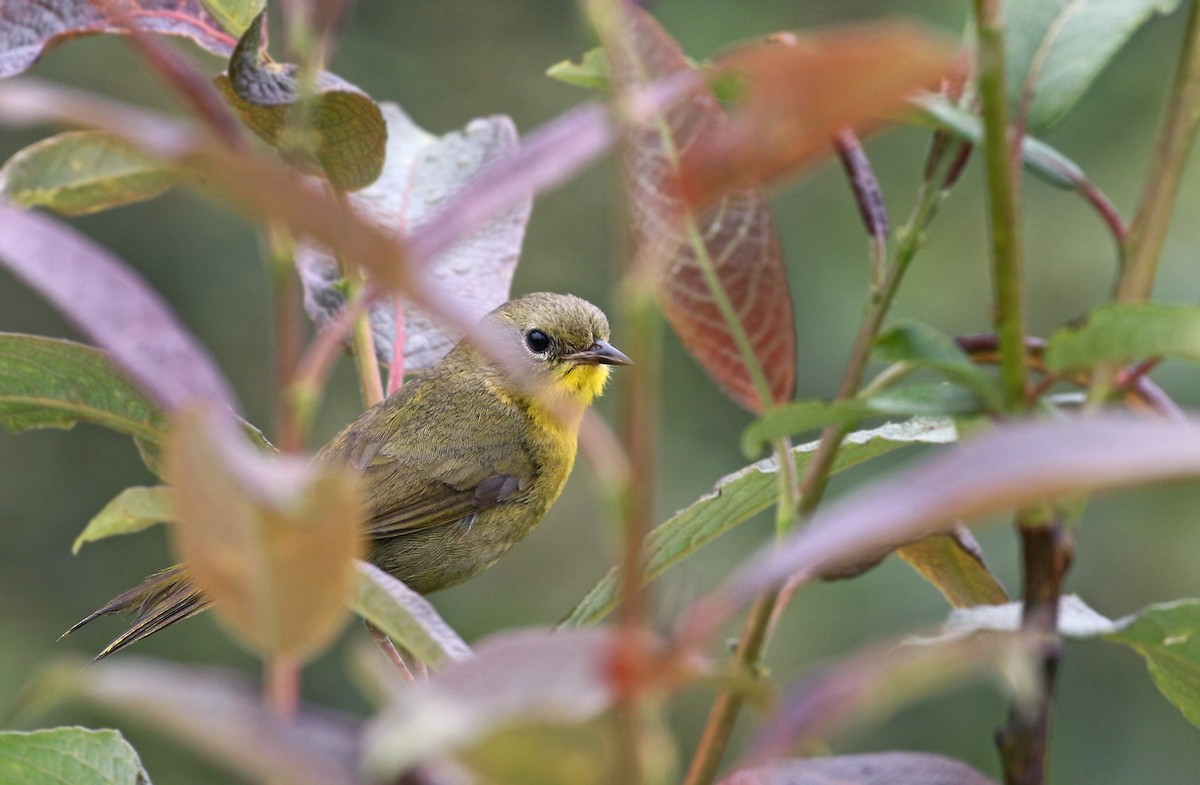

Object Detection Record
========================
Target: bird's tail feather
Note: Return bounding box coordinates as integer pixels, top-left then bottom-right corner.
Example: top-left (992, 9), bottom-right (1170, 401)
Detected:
top-left (63, 565), bottom-right (210, 660)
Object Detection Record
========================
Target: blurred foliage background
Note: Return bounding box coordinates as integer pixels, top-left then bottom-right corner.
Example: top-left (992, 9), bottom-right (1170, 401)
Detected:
top-left (2, 1), bottom-right (1200, 783)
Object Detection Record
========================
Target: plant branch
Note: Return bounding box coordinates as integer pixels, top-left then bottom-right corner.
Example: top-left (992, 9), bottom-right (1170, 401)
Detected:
top-left (974, 0), bottom-right (1028, 412)
top-left (682, 135), bottom-right (954, 785)
top-left (1116, 0), bottom-right (1200, 303)
top-left (266, 224), bottom-right (304, 452)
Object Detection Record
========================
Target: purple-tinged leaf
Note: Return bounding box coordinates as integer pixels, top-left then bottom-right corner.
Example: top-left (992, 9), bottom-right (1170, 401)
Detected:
top-left (299, 103), bottom-right (531, 372)
top-left (0, 0), bottom-right (235, 79)
top-left (0, 205), bottom-right (240, 414)
top-left (720, 415), bottom-right (1200, 611)
top-left (364, 627), bottom-right (635, 778)
top-left (747, 632), bottom-right (1031, 763)
top-left (598, 2), bottom-right (796, 414)
top-left (73, 657), bottom-right (361, 785)
top-left (722, 752), bottom-right (999, 785)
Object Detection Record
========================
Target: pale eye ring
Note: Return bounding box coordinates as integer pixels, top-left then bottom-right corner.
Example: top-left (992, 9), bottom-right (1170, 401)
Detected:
top-left (525, 329), bottom-right (551, 354)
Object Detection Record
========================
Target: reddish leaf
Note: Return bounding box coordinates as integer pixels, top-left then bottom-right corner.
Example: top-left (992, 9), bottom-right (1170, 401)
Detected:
top-left (599, 3), bottom-right (795, 413)
top-left (723, 752), bottom-right (998, 785)
top-left (0, 0), bottom-right (235, 79)
top-left (681, 25), bottom-right (960, 206)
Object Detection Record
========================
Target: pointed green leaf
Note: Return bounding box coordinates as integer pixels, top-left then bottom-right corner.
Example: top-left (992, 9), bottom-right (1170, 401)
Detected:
top-left (0, 727), bottom-right (150, 785)
top-left (1003, 0), bottom-right (1183, 132)
top-left (563, 418), bottom-right (957, 627)
top-left (1045, 303), bottom-right (1200, 372)
top-left (896, 528), bottom-right (1008, 609)
top-left (73, 486), bottom-right (174, 554)
top-left (546, 48), bottom-right (612, 91)
top-left (351, 561), bottom-right (472, 668)
top-left (1, 131), bottom-right (180, 216)
top-left (875, 321), bottom-right (1003, 409)
top-left (908, 94), bottom-right (1087, 190)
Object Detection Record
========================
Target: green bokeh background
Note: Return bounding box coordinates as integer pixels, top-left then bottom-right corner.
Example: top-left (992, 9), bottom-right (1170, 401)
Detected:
top-left (3, 1), bottom-right (1200, 783)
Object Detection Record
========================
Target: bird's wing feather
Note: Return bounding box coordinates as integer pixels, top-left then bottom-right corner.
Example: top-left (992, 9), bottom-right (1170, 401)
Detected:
top-left (317, 366), bottom-right (537, 540)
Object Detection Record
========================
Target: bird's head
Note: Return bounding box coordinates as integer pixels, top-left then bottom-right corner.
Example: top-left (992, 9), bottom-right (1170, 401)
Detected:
top-left (478, 292), bottom-right (631, 411)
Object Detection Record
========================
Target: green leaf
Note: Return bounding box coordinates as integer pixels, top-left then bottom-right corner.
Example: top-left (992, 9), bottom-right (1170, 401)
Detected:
top-left (0, 727), bottom-right (150, 785)
top-left (1003, 0), bottom-right (1183, 132)
top-left (868, 383), bottom-right (985, 417)
top-left (199, 0), bottom-right (265, 36)
top-left (73, 486), bottom-right (174, 554)
top-left (0, 333), bottom-right (169, 473)
top-left (908, 94), bottom-right (1086, 190)
top-left (214, 12), bottom-right (386, 191)
top-left (1106, 599), bottom-right (1200, 731)
top-left (740, 400), bottom-right (866, 457)
top-left (1045, 303), bottom-right (1200, 372)
top-left (546, 48), bottom-right (612, 91)
top-left (896, 528), bottom-right (1008, 608)
top-left (563, 418), bottom-right (957, 627)
top-left (874, 321), bottom-right (1003, 409)
top-left (1, 131), bottom-right (180, 216)
top-left (351, 562), bottom-right (472, 668)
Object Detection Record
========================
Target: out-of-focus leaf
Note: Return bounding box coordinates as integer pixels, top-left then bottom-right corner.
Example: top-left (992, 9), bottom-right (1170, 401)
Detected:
top-left (351, 561), bottom-right (472, 668)
top-left (0, 131), bottom-right (180, 216)
top-left (597, 2), bottom-right (795, 414)
top-left (0, 334), bottom-right (169, 473)
top-left (199, 0), bottom-right (264, 36)
top-left (546, 48), bottom-right (613, 91)
top-left (0, 0), bottom-right (235, 79)
top-left (875, 320), bottom-right (1003, 409)
top-left (298, 103), bottom-right (530, 372)
top-left (722, 752), bottom-right (999, 785)
top-left (563, 418), bottom-right (957, 627)
top-left (1105, 599), bottom-right (1200, 731)
top-left (723, 415), bottom-right (1200, 610)
top-left (363, 628), bottom-right (631, 779)
top-left (679, 24), bottom-right (959, 206)
top-left (1003, 0), bottom-right (1182, 133)
top-left (896, 528), bottom-right (1008, 608)
top-left (72, 658), bottom-right (360, 785)
top-left (166, 407), bottom-right (365, 661)
top-left (750, 632), bottom-right (1032, 760)
top-left (0, 206), bottom-right (241, 415)
top-left (73, 486), bottom-right (174, 554)
top-left (742, 386), bottom-right (981, 456)
top-left (909, 93), bottom-right (1086, 190)
top-left (1045, 303), bottom-right (1200, 372)
top-left (214, 12), bottom-right (385, 191)
top-left (0, 727), bottom-right (151, 785)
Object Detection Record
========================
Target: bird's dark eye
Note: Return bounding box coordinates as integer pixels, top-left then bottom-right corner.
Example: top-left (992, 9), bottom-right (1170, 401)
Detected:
top-left (525, 329), bottom-right (551, 354)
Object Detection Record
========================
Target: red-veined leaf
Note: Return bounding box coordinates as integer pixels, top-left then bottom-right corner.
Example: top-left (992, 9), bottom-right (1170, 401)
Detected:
top-left (596, 1), bottom-right (795, 413)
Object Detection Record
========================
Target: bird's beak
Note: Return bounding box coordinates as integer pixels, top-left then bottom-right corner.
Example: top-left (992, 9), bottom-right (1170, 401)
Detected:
top-left (564, 340), bottom-right (633, 366)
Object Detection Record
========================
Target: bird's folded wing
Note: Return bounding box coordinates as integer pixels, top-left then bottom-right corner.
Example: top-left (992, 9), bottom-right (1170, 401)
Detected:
top-left (360, 456), bottom-right (531, 539)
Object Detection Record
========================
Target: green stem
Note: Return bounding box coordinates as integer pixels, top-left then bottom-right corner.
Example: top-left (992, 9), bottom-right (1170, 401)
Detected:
top-left (266, 223), bottom-right (303, 452)
top-left (974, 0), bottom-right (1028, 412)
top-left (682, 144), bottom-right (953, 785)
top-left (1116, 0), bottom-right (1200, 303)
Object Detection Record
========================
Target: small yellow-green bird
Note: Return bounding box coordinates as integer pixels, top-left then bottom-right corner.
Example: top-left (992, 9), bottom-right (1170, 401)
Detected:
top-left (69, 292), bottom-right (630, 657)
